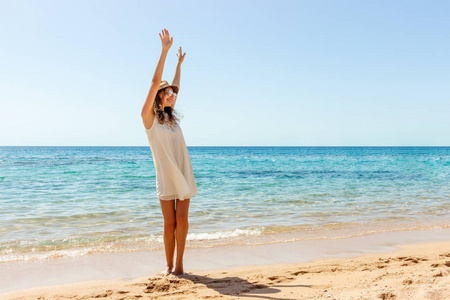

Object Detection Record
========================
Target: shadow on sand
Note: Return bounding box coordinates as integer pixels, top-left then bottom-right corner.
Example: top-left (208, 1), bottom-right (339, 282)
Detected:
top-left (143, 272), bottom-right (312, 299)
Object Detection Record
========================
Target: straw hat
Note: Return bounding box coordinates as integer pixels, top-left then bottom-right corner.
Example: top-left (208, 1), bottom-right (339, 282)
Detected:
top-left (158, 80), bottom-right (179, 94)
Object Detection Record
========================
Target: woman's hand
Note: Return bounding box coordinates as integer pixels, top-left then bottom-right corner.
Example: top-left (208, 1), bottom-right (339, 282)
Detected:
top-left (159, 29), bottom-right (173, 51)
top-left (177, 46), bottom-right (186, 64)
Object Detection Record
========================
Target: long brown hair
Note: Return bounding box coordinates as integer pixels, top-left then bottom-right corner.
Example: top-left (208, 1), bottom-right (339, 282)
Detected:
top-left (153, 89), bottom-right (180, 126)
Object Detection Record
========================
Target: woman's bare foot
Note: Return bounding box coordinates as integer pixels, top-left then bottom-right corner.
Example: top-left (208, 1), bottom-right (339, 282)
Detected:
top-left (173, 264), bottom-right (184, 276)
top-left (160, 266), bottom-right (172, 276)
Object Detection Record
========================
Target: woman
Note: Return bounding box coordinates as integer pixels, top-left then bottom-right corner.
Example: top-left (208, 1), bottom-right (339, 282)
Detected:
top-left (141, 29), bottom-right (197, 276)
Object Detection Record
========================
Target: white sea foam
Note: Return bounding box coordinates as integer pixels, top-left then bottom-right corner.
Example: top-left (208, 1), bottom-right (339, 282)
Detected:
top-left (187, 228), bottom-right (264, 240)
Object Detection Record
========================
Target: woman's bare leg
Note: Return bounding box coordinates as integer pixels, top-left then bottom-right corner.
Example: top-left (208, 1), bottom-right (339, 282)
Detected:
top-left (160, 199), bottom-right (176, 276)
top-left (174, 198), bottom-right (190, 275)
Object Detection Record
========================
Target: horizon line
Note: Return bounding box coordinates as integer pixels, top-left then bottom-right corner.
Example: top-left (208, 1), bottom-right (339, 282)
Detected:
top-left (1, 145), bottom-right (449, 148)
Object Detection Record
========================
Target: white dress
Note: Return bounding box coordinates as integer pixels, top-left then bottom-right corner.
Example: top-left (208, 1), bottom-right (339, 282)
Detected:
top-left (145, 116), bottom-right (197, 201)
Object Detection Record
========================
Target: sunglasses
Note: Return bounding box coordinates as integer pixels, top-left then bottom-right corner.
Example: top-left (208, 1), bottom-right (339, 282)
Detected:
top-left (165, 89), bottom-right (177, 98)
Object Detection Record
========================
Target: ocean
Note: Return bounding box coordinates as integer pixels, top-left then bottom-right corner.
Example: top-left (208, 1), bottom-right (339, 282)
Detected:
top-left (0, 146), bottom-right (449, 263)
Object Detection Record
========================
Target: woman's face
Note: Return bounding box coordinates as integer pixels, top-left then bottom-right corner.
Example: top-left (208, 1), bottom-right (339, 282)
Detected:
top-left (159, 88), bottom-right (176, 108)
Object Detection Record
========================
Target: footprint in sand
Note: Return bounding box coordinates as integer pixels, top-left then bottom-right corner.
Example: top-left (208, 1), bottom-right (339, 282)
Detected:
top-left (397, 256), bottom-right (422, 262)
top-left (92, 290), bottom-right (113, 298)
top-left (430, 261), bottom-right (450, 268)
top-left (144, 277), bottom-right (193, 293)
top-left (394, 256), bottom-right (427, 266)
top-left (378, 291), bottom-right (397, 299)
top-left (265, 275), bottom-right (295, 284)
top-left (402, 279), bottom-right (413, 285)
top-left (433, 271), bottom-right (444, 277)
top-left (291, 270), bottom-right (309, 276)
top-left (145, 282), bottom-right (170, 293)
top-left (330, 267), bottom-right (341, 272)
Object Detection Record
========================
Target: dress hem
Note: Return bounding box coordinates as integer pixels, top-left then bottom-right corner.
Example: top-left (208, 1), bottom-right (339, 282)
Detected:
top-left (158, 192), bottom-right (197, 201)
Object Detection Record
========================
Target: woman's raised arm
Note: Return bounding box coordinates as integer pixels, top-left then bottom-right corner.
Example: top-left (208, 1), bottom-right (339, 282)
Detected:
top-left (171, 47), bottom-right (186, 108)
top-left (141, 29), bottom-right (173, 129)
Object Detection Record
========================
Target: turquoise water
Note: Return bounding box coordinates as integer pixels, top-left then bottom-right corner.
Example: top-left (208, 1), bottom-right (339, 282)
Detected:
top-left (0, 146), bottom-right (449, 262)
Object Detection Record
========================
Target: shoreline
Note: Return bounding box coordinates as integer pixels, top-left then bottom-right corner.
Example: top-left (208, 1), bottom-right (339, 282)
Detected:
top-left (2, 227), bottom-right (450, 298)
top-left (3, 219), bottom-right (449, 264)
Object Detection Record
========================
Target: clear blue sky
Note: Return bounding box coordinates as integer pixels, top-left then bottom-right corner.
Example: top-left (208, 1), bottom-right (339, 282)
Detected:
top-left (1, 0), bottom-right (449, 146)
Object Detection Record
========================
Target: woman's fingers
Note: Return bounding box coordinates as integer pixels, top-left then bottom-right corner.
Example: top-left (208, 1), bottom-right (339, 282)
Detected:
top-left (177, 47), bottom-right (186, 58)
top-left (160, 29), bottom-right (171, 40)
top-left (159, 29), bottom-right (173, 49)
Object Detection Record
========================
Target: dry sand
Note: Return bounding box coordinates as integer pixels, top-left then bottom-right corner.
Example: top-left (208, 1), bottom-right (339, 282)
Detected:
top-left (3, 241), bottom-right (450, 300)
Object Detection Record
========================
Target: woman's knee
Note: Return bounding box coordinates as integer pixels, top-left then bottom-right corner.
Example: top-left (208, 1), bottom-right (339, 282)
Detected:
top-left (176, 213), bottom-right (189, 228)
top-left (163, 217), bottom-right (176, 232)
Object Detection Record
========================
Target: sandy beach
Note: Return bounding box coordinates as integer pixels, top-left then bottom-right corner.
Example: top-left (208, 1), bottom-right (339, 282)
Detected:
top-left (2, 229), bottom-right (450, 300)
